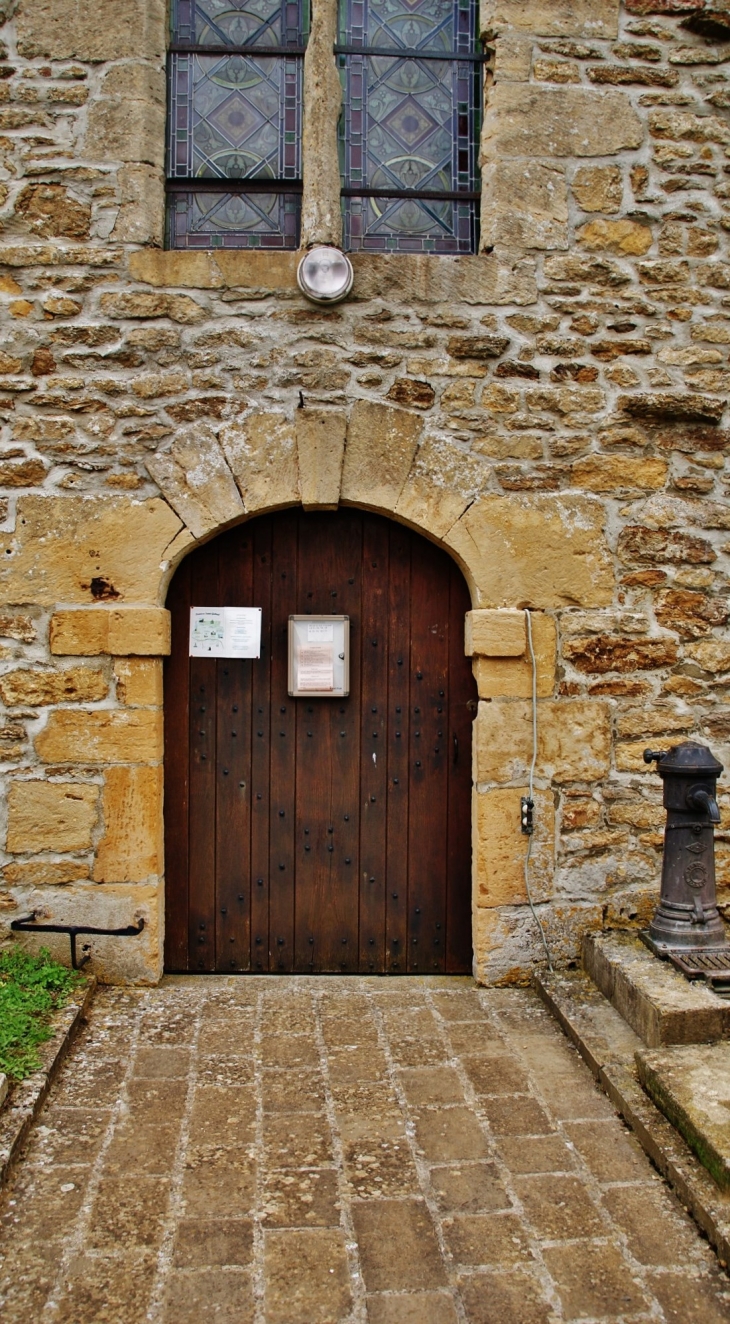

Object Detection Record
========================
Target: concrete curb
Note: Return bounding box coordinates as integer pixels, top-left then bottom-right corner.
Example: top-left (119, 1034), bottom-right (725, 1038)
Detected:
top-left (0, 976), bottom-right (96, 1190)
top-left (534, 969), bottom-right (730, 1269)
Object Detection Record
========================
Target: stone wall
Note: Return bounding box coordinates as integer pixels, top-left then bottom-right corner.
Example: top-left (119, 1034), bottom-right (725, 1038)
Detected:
top-left (0, 0), bottom-right (728, 983)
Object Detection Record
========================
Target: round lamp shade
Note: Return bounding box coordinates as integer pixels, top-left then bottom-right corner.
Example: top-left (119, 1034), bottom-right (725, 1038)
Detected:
top-left (297, 246), bottom-right (354, 305)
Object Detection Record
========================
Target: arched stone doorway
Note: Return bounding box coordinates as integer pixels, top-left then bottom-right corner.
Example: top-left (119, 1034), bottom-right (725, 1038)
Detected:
top-left (164, 507), bottom-right (477, 975)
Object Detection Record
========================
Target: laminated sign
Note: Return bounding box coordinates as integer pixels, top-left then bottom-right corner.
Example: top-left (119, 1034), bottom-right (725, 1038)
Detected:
top-left (189, 606), bottom-right (262, 658)
top-left (288, 616), bottom-right (349, 697)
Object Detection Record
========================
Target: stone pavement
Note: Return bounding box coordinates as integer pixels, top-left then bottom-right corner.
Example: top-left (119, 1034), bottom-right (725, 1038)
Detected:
top-left (1, 978), bottom-right (729, 1324)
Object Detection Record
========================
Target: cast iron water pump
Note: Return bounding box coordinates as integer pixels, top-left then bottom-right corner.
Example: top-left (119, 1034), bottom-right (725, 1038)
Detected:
top-left (642, 741), bottom-right (730, 990)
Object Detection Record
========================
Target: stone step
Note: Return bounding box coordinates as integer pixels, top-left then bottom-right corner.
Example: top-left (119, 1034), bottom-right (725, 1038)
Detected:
top-left (535, 967), bottom-right (730, 1267)
top-left (637, 1044), bottom-right (730, 1193)
top-left (584, 930), bottom-right (730, 1048)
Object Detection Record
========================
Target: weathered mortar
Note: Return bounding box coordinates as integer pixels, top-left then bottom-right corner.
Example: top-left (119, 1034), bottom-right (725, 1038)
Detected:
top-left (0, 0), bottom-right (728, 984)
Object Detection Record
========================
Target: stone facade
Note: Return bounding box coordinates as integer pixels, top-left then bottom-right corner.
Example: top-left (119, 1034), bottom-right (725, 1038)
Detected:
top-left (0, 0), bottom-right (729, 984)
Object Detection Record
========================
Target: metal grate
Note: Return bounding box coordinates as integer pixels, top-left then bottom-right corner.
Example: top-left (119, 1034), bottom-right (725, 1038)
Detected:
top-left (668, 948), bottom-right (730, 997)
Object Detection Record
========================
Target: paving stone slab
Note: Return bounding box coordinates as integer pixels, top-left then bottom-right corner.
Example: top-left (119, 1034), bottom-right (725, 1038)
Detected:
top-left (637, 1043), bottom-right (730, 1192)
top-left (584, 930), bottom-right (730, 1047)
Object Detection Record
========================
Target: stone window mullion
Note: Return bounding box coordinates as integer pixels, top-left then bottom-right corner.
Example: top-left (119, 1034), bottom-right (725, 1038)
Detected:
top-left (301, 0), bottom-right (344, 247)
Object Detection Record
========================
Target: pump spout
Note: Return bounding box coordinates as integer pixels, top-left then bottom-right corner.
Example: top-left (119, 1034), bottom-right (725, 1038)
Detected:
top-left (687, 786), bottom-right (721, 824)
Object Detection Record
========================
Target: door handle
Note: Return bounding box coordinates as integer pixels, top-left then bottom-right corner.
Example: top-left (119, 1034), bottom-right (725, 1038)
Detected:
top-left (453, 733), bottom-right (458, 765)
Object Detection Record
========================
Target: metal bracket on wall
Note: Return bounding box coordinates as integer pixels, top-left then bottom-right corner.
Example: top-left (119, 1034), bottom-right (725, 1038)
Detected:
top-left (10, 912), bottom-right (145, 970)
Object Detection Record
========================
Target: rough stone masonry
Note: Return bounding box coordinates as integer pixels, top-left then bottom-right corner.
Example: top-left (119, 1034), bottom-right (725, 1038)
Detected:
top-left (0, 0), bottom-right (729, 984)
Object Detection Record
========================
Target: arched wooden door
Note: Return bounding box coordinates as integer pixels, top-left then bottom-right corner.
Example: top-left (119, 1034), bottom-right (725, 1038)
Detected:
top-left (164, 509), bottom-right (477, 974)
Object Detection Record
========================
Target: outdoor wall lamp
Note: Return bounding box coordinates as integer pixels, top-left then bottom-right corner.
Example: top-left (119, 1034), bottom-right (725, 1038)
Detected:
top-left (297, 246), bottom-right (354, 304)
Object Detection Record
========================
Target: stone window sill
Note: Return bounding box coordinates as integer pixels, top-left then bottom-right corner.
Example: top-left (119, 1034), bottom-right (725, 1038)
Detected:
top-left (128, 248), bottom-right (529, 305)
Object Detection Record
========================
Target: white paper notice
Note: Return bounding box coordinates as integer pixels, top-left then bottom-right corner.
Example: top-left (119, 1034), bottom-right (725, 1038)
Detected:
top-left (297, 643), bottom-right (334, 690)
top-left (307, 621), bottom-right (334, 642)
top-left (189, 606), bottom-right (262, 658)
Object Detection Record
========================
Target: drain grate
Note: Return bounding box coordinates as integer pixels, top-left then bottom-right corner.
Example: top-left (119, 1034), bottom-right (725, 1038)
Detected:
top-left (668, 948), bottom-right (730, 996)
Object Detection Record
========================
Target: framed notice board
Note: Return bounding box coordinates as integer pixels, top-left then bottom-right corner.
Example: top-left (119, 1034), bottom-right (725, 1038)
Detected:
top-left (288, 615), bottom-right (350, 697)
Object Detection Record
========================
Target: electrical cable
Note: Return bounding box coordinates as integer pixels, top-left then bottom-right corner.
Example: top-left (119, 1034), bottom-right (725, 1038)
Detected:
top-left (524, 609), bottom-right (553, 972)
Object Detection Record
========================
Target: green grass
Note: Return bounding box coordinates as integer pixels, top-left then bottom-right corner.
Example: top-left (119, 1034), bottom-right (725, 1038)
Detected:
top-left (0, 946), bottom-right (82, 1083)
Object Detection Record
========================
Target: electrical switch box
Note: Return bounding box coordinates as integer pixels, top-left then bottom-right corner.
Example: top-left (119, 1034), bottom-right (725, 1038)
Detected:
top-left (288, 616), bottom-right (350, 697)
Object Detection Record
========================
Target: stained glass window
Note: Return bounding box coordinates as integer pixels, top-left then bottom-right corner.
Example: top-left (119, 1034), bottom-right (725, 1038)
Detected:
top-left (167, 0), bottom-right (307, 249)
top-left (338, 0), bottom-right (482, 253)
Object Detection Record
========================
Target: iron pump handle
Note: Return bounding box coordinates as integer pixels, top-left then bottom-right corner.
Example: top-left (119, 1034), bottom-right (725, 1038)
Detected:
top-left (644, 749), bottom-right (667, 767)
top-left (686, 785), bottom-right (721, 824)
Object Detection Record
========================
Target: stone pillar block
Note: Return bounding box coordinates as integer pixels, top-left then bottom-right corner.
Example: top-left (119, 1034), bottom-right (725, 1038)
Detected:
top-left (50, 608), bottom-right (171, 657)
top-left (474, 698), bottom-right (612, 784)
top-left (474, 786), bottom-right (554, 908)
top-left (93, 765), bottom-right (164, 883)
top-left (113, 659), bottom-right (163, 707)
top-left (465, 609), bottom-right (526, 657)
top-left (472, 615), bottom-right (556, 699)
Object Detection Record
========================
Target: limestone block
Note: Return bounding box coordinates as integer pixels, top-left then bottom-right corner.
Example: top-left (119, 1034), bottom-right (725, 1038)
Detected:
top-left (472, 614), bottom-right (556, 699)
top-left (127, 248), bottom-right (300, 294)
top-left (350, 253), bottom-right (537, 306)
top-left (0, 497), bottom-right (186, 607)
top-left (11, 883), bottom-right (162, 984)
top-left (85, 65), bottom-right (166, 169)
top-left (465, 610), bottom-right (525, 657)
top-left (615, 704), bottom-right (693, 739)
top-left (93, 765), bottom-right (163, 883)
top-left (686, 640), bottom-right (730, 673)
top-left (563, 635), bottom-right (678, 673)
top-left (6, 780), bottom-right (99, 853)
top-left (395, 435), bottom-right (486, 540)
top-left (474, 698), bottom-right (611, 784)
top-left (113, 659), bottom-right (163, 707)
top-left (146, 425), bottom-right (244, 539)
top-left (100, 291), bottom-right (206, 323)
top-left (35, 710), bottom-right (163, 764)
top-left (112, 165), bottom-right (165, 246)
top-left (481, 0), bottom-right (619, 38)
top-left (127, 250), bottom-right (224, 289)
top-left (296, 409), bottom-right (346, 510)
top-left (493, 34), bottom-right (532, 81)
top-left (571, 455), bottom-right (668, 491)
top-left (220, 412), bottom-right (299, 513)
top-left (474, 786), bottom-right (554, 908)
top-left (2, 860), bottom-right (90, 886)
top-left (572, 165), bottom-right (623, 214)
top-left (342, 401), bottom-right (423, 513)
top-left (615, 740), bottom-right (668, 773)
top-left (480, 161), bottom-right (569, 251)
top-left (16, 185), bottom-right (90, 241)
top-left (445, 494), bottom-right (614, 609)
top-left (0, 667), bottom-right (108, 706)
top-left (50, 608), bottom-right (171, 657)
top-left (16, 0), bottom-right (166, 61)
top-left (483, 85), bottom-right (642, 159)
top-left (214, 250), bottom-right (300, 292)
top-left (578, 219), bottom-right (653, 256)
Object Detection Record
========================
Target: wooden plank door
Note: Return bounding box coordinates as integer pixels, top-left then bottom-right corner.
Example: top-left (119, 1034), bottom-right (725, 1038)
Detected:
top-left (164, 509), bottom-right (476, 974)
